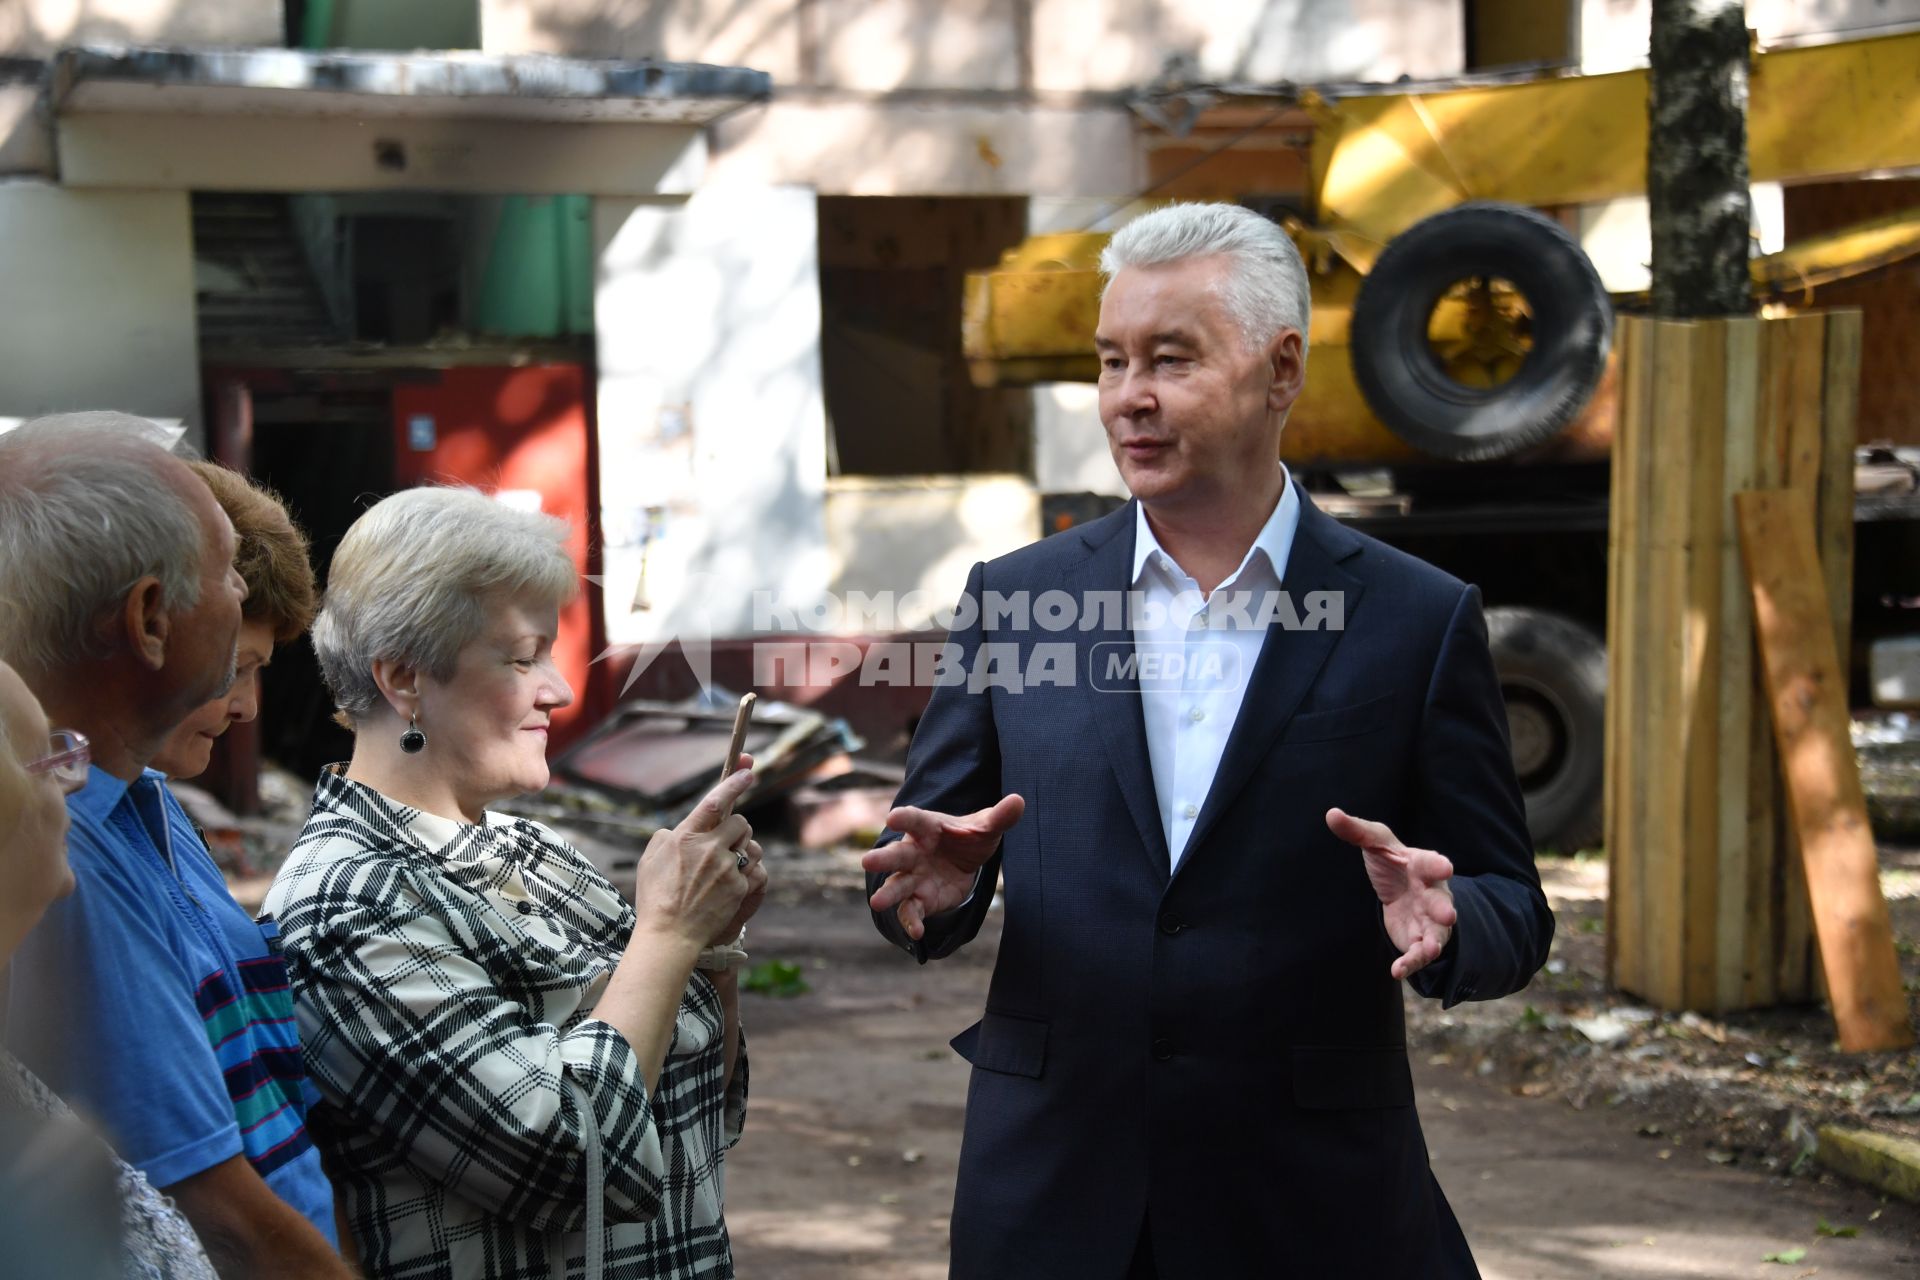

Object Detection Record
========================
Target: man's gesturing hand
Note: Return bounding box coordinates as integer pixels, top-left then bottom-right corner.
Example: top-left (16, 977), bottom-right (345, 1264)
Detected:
top-left (862, 795), bottom-right (1026, 940)
top-left (1326, 807), bottom-right (1457, 981)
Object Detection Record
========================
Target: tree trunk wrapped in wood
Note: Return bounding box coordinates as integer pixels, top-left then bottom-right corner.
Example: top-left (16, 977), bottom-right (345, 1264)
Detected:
top-left (1648, 0), bottom-right (1754, 318)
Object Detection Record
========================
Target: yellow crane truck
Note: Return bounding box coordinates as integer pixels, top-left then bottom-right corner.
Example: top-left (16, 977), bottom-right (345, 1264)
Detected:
top-left (963, 28), bottom-right (1920, 850)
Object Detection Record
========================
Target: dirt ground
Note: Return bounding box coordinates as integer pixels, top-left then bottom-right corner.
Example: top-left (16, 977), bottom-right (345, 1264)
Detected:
top-left (1404, 849), bottom-right (1920, 1169)
top-left (720, 855), bottom-right (1920, 1280)
top-left (213, 776), bottom-right (1920, 1277)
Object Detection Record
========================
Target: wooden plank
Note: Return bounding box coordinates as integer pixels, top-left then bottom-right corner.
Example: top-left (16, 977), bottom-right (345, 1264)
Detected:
top-left (1778, 310), bottom-right (1864, 1003)
top-left (1641, 320), bottom-right (1695, 1009)
top-left (1766, 314), bottom-right (1827, 997)
top-left (1629, 314), bottom-right (1670, 1002)
top-left (1743, 700), bottom-right (1781, 1004)
top-left (1711, 318), bottom-right (1759, 1009)
top-left (1735, 488), bottom-right (1914, 1052)
top-left (1818, 309), bottom-right (1864, 674)
top-left (1606, 315), bottom-right (1653, 994)
top-left (1780, 312), bottom-right (1831, 491)
top-left (1744, 318), bottom-right (1794, 1006)
top-left (1602, 318), bottom-right (1625, 982)
top-left (1681, 320), bottom-right (1727, 1009)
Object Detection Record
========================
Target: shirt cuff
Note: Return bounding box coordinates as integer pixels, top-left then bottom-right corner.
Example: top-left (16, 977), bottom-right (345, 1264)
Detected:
top-left (137, 1124), bottom-right (243, 1192)
top-left (562, 1019), bottom-right (664, 1220)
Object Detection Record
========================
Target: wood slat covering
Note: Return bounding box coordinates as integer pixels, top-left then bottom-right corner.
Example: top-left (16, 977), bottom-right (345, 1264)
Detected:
top-left (1734, 489), bottom-right (1913, 1052)
top-left (1606, 311), bottom-right (1863, 1013)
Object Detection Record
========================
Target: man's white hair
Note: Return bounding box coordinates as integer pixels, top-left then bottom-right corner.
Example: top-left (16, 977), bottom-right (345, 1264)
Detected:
top-left (1101, 203), bottom-right (1312, 359)
top-left (0, 412), bottom-right (206, 675)
top-left (313, 486), bottom-right (579, 725)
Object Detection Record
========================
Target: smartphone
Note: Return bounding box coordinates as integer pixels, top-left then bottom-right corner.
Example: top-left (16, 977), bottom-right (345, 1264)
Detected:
top-left (717, 692), bottom-right (757, 810)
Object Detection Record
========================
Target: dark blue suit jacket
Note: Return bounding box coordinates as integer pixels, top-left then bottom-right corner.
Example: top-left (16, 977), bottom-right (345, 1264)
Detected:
top-left (869, 489), bottom-right (1553, 1279)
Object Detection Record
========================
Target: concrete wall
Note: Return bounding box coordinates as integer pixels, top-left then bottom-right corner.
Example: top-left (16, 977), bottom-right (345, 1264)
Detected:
top-left (824, 474), bottom-right (1042, 630)
top-left (485, 0), bottom-right (1461, 199)
top-left (483, 0), bottom-right (807, 80)
top-left (1033, 0), bottom-right (1463, 91)
top-left (0, 183), bottom-right (201, 438)
top-left (593, 186), bottom-right (829, 645)
top-left (1580, 0), bottom-right (1920, 73)
top-left (485, 0), bottom-right (1462, 90)
top-left (704, 101), bottom-right (1138, 197)
top-left (0, 82), bottom-right (48, 175)
top-left (0, 0), bottom-right (281, 54)
top-left (1034, 381), bottom-right (1128, 496)
top-left (57, 113), bottom-right (706, 195)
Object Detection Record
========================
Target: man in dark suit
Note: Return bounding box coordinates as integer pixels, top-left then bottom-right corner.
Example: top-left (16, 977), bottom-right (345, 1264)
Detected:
top-left (864, 203), bottom-right (1553, 1279)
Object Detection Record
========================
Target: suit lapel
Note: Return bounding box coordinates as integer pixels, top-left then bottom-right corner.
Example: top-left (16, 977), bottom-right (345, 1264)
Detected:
top-left (1070, 502), bottom-right (1173, 878)
top-left (1173, 492), bottom-right (1366, 884)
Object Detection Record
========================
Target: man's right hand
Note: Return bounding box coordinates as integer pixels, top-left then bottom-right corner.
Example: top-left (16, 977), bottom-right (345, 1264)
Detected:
top-left (862, 795), bottom-right (1025, 940)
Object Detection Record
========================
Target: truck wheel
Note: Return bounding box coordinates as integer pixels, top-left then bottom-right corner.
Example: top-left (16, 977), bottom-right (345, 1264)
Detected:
top-left (1485, 606), bottom-right (1606, 852)
top-left (1351, 203), bottom-right (1612, 461)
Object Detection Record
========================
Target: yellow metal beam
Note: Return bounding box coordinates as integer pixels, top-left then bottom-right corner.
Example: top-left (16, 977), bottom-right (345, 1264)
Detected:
top-left (1751, 205), bottom-right (1920, 298)
top-left (962, 30), bottom-right (1920, 387)
top-left (1313, 29), bottom-right (1920, 248)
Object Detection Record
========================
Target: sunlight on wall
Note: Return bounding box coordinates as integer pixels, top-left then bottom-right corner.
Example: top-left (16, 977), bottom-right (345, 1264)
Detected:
top-left (594, 185), bottom-right (829, 645)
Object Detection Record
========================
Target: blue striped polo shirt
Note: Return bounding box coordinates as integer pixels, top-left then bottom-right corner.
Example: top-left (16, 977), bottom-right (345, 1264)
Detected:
top-left (5, 766), bottom-right (336, 1244)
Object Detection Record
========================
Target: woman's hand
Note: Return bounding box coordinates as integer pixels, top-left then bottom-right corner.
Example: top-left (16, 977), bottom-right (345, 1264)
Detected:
top-left (710, 838), bottom-right (768, 945)
top-left (629, 758), bottom-right (758, 952)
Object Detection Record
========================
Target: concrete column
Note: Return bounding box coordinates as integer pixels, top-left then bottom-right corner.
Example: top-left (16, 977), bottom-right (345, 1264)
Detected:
top-left (0, 184), bottom-right (202, 444)
top-left (592, 185), bottom-right (830, 646)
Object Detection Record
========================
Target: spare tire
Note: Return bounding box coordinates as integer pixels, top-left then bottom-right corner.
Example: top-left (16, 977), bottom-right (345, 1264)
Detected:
top-left (1351, 202), bottom-right (1612, 461)
top-left (1485, 606), bottom-right (1606, 853)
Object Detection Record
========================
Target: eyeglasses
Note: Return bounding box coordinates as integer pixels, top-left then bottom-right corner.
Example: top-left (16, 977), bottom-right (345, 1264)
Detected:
top-left (25, 730), bottom-right (90, 788)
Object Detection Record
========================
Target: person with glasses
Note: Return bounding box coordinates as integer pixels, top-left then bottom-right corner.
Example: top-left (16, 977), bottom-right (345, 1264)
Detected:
top-left (0, 659), bottom-right (219, 1278)
top-left (0, 414), bottom-right (352, 1280)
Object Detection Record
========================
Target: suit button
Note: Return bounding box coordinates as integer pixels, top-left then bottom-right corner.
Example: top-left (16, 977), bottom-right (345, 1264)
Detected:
top-left (1152, 1036), bottom-right (1174, 1061)
top-left (1158, 912), bottom-right (1185, 936)
top-left (516, 900), bottom-right (534, 915)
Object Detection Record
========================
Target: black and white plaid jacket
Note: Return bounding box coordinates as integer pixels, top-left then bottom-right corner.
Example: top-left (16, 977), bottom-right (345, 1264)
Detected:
top-left (263, 768), bottom-right (747, 1280)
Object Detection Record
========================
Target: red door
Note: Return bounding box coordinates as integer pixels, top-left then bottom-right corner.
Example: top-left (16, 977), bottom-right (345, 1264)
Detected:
top-left (390, 365), bottom-right (607, 752)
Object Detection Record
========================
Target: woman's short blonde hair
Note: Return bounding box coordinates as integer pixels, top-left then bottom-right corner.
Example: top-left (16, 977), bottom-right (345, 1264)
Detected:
top-left (312, 487), bottom-right (577, 726)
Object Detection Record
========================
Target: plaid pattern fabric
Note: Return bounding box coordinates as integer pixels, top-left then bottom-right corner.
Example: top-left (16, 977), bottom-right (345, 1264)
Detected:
top-left (263, 768), bottom-right (747, 1280)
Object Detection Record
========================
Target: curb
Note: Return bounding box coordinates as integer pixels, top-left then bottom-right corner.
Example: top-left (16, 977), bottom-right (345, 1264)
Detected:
top-left (1816, 1126), bottom-right (1920, 1204)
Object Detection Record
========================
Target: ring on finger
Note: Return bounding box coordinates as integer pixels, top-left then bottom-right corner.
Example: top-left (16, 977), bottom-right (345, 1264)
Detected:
top-left (735, 849), bottom-right (751, 872)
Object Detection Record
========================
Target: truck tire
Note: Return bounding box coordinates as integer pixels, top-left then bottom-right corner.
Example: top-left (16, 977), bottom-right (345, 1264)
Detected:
top-left (1485, 606), bottom-right (1606, 852)
top-left (1351, 202), bottom-right (1612, 461)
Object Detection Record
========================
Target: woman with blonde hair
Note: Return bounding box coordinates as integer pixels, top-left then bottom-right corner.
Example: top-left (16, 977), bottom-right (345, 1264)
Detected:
top-left (266, 486), bottom-right (766, 1280)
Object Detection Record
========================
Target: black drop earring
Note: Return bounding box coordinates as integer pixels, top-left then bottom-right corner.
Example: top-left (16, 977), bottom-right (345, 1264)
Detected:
top-left (400, 714), bottom-right (427, 754)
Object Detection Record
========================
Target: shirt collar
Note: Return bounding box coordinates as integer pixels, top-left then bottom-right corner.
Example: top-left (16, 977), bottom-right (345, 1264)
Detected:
top-left (314, 764), bottom-right (515, 858)
top-left (67, 763), bottom-right (133, 823)
top-left (1131, 464), bottom-right (1299, 588)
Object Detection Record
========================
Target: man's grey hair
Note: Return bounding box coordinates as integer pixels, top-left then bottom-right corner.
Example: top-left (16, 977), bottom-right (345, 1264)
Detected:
top-left (1101, 203), bottom-right (1312, 358)
top-left (0, 412), bottom-right (206, 674)
top-left (313, 486), bottom-right (579, 724)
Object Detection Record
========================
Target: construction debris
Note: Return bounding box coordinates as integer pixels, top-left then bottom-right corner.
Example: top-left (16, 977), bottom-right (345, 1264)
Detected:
top-left (511, 687), bottom-right (871, 843)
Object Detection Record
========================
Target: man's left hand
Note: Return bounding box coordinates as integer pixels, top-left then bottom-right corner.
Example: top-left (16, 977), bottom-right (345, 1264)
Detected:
top-left (1326, 808), bottom-right (1457, 981)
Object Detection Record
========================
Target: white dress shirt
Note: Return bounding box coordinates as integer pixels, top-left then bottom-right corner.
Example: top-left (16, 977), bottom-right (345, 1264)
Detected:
top-left (1132, 468), bottom-right (1302, 869)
